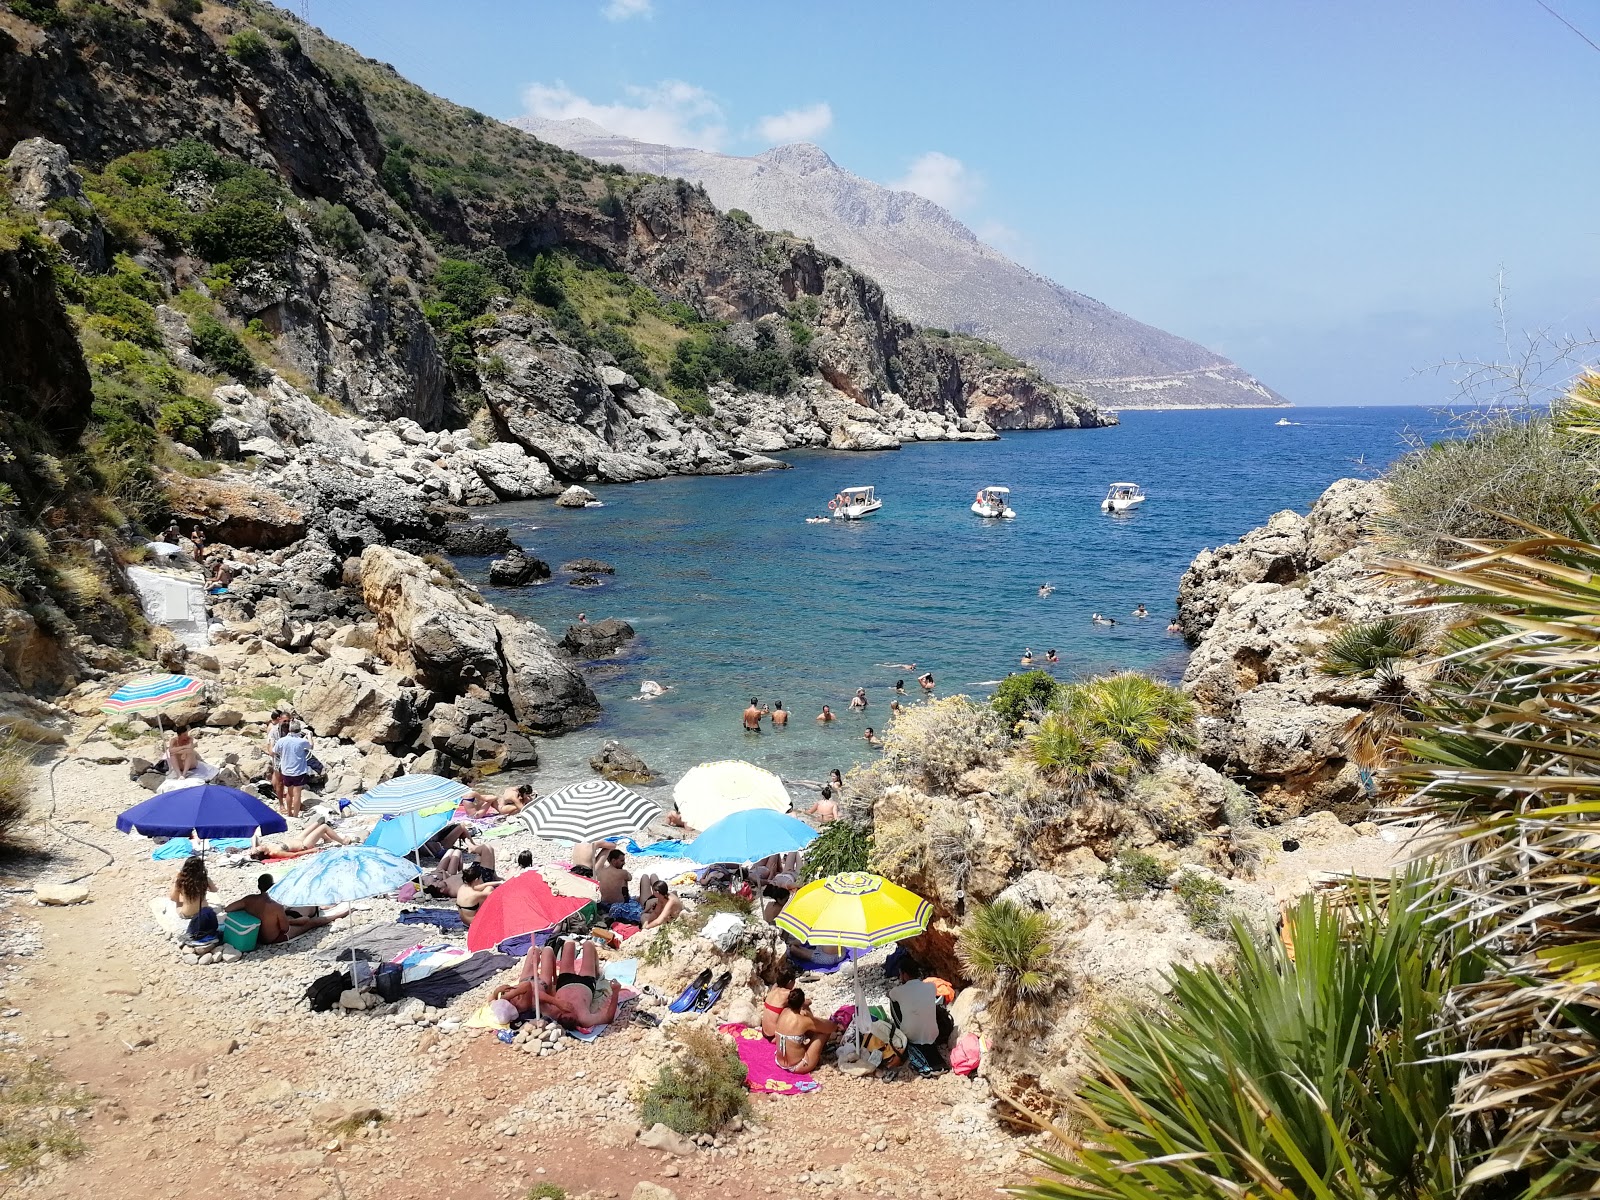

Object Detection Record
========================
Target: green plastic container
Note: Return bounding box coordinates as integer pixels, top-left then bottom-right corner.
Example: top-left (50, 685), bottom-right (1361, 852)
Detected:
top-left (221, 910), bottom-right (260, 953)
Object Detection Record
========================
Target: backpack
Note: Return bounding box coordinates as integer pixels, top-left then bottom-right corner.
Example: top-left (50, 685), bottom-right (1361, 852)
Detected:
top-left (304, 969), bottom-right (352, 1012)
top-left (862, 1018), bottom-right (907, 1071)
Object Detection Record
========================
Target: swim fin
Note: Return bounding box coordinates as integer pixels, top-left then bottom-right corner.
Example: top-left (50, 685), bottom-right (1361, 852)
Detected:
top-left (669, 968), bottom-right (712, 1013)
top-left (692, 971), bottom-right (731, 1013)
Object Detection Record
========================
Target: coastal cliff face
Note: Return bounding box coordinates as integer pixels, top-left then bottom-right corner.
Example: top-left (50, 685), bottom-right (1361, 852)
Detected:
top-left (1175, 477), bottom-right (1399, 819)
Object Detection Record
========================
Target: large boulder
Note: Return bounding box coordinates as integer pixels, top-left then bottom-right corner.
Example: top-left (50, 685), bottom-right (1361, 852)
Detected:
top-left (294, 657), bottom-right (423, 746)
top-left (555, 485), bottom-right (597, 509)
top-left (440, 523), bottom-right (517, 556)
top-left (487, 548), bottom-right (550, 587)
top-left (360, 545), bottom-right (597, 733)
top-left (827, 420), bottom-right (901, 452)
top-left (459, 441), bottom-right (561, 501)
top-left (162, 471), bottom-right (307, 550)
top-left (3, 138), bottom-right (105, 269)
top-left (424, 697), bottom-right (540, 772)
top-left (560, 617), bottom-right (635, 658)
top-left (589, 739), bottom-right (653, 784)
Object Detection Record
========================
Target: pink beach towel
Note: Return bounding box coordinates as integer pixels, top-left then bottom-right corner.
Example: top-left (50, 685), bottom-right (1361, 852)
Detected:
top-left (718, 1023), bottom-right (821, 1095)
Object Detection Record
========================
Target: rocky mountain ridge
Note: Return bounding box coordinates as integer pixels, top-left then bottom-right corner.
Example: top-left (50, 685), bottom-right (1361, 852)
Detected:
top-left (516, 116), bottom-right (1289, 411)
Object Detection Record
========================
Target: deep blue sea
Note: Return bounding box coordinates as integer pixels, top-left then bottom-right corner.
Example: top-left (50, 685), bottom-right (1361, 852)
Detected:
top-left (454, 406), bottom-right (1442, 793)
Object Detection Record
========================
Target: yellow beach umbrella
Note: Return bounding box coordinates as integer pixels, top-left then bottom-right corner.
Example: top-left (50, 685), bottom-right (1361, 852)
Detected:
top-left (775, 871), bottom-right (932, 1047)
top-left (673, 760), bottom-right (791, 831)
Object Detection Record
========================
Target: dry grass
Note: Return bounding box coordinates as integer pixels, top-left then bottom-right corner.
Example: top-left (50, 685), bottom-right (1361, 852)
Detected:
top-left (0, 1053), bottom-right (91, 1176)
top-left (0, 732), bottom-right (40, 850)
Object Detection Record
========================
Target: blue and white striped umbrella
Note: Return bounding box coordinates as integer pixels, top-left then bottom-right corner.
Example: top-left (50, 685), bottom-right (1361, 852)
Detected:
top-left (101, 673), bottom-right (205, 715)
top-left (268, 846), bottom-right (420, 907)
top-left (349, 774), bottom-right (470, 815)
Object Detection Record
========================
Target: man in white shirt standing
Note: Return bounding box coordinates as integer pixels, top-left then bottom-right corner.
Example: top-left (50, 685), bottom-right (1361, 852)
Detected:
top-left (887, 957), bottom-right (940, 1049)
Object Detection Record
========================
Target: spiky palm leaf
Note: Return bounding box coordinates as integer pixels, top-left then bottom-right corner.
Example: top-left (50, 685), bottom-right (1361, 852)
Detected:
top-left (1320, 617), bottom-right (1426, 678)
top-left (1028, 712), bottom-right (1128, 796)
top-left (1381, 525), bottom-right (1600, 1194)
top-left (1010, 872), bottom-right (1490, 1200)
top-left (956, 900), bottom-right (1063, 1022)
top-left (1066, 672), bottom-right (1197, 763)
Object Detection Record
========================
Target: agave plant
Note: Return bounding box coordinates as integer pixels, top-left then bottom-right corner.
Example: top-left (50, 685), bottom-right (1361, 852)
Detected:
top-left (1381, 526), bottom-right (1600, 1195)
top-left (1013, 872), bottom-right (1491, 1200)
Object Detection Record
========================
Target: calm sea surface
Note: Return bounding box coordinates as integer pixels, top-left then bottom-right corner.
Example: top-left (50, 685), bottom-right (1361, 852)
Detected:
top-left (453, 406), bottom-right (1442, 795)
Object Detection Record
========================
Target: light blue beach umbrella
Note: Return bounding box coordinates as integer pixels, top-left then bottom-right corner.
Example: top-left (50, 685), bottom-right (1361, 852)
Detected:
top-left (349, 774), bottom-right (470, 815)
top-left (268, 845), bottom-right (420, 907)
top-left (685, 809), bottom-right (818, 865)
top-left (363, 802), bottom-right (456, 857)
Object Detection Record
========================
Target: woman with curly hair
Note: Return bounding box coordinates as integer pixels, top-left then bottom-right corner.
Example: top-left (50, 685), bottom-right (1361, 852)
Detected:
top-left (168, 854), bottom-right (218, 946)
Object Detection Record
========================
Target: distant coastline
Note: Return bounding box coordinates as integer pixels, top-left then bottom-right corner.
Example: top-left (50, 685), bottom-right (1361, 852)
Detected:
top-left (1101, 402), bottom-right (1294, 413)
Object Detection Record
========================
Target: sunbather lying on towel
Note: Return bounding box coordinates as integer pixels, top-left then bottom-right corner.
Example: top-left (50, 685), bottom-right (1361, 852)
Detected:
top-left (491, 937), bottom-right (621, 1030)
top-left (233, 819), bottom-right (350, 861)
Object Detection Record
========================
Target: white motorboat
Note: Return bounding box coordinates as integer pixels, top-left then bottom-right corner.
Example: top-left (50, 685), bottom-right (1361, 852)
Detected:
top-left (830, 485), bottom-right (883, 520)
top-left (971, 486), bottom-right (1016, 519)
top-left (1101, 482), bottom-right (1146, 513)
top-left (1276, 417), bottom-right (1297, 426)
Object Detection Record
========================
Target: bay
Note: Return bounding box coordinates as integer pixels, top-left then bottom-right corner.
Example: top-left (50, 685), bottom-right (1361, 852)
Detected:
top-left (454, 405), bottom-right (1441, 794)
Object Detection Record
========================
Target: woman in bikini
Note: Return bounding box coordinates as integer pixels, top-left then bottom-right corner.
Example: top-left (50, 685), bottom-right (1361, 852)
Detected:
top-left (773, 987), bottom-right (834, 1074)
top-left (760, 960), bottom-right (798, 1039)
top-left (239, 819), bottom-right (350, 860)
top-left (452, 863), bottom-right (500, 928)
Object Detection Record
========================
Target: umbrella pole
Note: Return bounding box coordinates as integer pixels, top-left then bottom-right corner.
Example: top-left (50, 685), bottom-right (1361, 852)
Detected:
top-left (851, 953), bottom-right (867, 1054)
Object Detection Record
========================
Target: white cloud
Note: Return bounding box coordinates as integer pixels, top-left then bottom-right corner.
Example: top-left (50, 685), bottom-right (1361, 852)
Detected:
top-left (892, 151), bottom-right (983, 211)
top-left (601, 0), bottom-right (652, 21)
top-left (756, 102), bottom-right (833, 144)
top-left (522, 79), bottom-right (727, 150)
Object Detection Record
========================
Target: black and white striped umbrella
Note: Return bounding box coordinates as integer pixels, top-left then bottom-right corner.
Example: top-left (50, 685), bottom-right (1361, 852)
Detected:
top-left (516, 778), bottom-right (659, 845)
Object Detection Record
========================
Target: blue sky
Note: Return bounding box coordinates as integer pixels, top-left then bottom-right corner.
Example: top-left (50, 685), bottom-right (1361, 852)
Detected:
top-left (307, 0), bottom-right (1600, 406)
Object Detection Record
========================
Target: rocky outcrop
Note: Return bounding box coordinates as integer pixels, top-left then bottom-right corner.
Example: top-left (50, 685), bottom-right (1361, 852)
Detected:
top-left (161, 471), bottom-right (308, 549)
top-left (561, 618), bottom-right (635, 659)
top-left (359, 544), bottom-right (596, 733)
top-left (2, 137), bottom-right (105, 270)
top-left (1176, 478), bottom-right (1400, 819)
top-left (589, 739), bottom-right (654, 784)
top-left (555, 486), bottom-right (597, 508)
top-left (487, 548), bottom-right (549, 587)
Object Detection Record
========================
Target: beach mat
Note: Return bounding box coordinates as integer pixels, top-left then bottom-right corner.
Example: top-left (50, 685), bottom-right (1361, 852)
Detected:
top-left (718, 1023), bottom-right (821, 1094)
top-left (401, 951), bottom-right (514, 1007)
top-left (397, 907), bottom-right (466, 931)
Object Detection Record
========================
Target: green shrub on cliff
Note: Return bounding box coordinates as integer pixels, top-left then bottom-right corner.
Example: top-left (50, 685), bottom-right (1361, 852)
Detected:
top-left (637, 1025), bottom-right (750, 1137)
top-left (956, 899), bottom-right (1064, 1027)
top-left (226, 28), bottom-right (270, 63)
top-left (187, 312), bottom-right (256, 380)
top-left (1319, 616), bottom-right (1424, 678)
top-left (1019, 875), bottom-right (1491, 1200)
top-left (799, 819), bottom-right (872, 882)
top-left (1064, 672), bottom-right (1196, 764)
top-left (992, 670), bottom-right (1064, 732)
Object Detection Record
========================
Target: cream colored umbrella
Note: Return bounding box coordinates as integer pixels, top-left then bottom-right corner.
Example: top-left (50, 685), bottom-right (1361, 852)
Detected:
top-left (672, 760), bottom-right (792, 831)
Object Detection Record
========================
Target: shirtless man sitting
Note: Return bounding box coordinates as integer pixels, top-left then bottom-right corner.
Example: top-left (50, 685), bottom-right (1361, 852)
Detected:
top-left (225, 874), bottom-right (337, 944)
top-left (594, 848), bottom-right (641, 923)
top-left (571, 838), bottom-right (621, 879)
top-left (492, 938), bottom-right (621, 1030)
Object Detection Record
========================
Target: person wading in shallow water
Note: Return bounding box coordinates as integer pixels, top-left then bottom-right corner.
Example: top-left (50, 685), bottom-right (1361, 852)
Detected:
top-left (743, 698), bottom-right (765, 731)
top-left (771, 701), bottom-right (788, 727)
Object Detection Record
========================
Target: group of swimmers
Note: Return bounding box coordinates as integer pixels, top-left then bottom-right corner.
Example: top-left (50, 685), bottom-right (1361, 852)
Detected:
top-left (743, 671), bottom-right (936, 744)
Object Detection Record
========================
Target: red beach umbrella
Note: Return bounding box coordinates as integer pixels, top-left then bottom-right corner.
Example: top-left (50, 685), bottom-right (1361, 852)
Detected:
top-left (465, 870), bottom-right (594, 953)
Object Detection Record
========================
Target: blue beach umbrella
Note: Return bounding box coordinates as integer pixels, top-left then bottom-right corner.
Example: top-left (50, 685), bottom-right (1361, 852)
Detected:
top-left (363, 802), bottom-right (456, 857)
top-left (115, 784), bottom-right (288, 840)
top-left (349, 774), bottom-right (470, 815)
top-left (268, 846), bottom-right (420, 907)
top-left (686, 809), bottom-right (818, 865)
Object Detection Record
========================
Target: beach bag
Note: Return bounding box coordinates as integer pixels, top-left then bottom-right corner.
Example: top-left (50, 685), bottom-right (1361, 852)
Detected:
top-left (220, 910), bottom-right (260, 953)
top-left (862, 1019), bottom-right (907, 1070)
top-left (374, 963), bottom-right (403, 1003)
top-left (950, 1032), bottom-right (982, 1076)
top-left (304, 970), bottom-right (352, 1013)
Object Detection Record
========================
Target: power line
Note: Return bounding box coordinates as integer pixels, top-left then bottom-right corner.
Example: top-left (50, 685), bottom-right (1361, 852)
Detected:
top-left (1534, 0), bottom-right (1600, 55)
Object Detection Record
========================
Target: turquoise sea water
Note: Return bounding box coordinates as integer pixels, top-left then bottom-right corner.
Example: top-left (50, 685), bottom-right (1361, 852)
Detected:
top-left (455, 406), bottom-right (1441, 794)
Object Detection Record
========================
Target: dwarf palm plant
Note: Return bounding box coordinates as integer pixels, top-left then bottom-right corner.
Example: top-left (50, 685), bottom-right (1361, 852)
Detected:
top-left (1382, 524), bottom-right (1600, 1194)
top-left (1320, 617), bottom-right (1426, 678)
top-left (1027, 712), bottom-right (1127, 797)
top-left (1013, 872), bottom-right (1491, 1200)
top-left (956, 899), bottom-right (1064, 1026)
top-left (1066, 672), bottom-right (1197, 764)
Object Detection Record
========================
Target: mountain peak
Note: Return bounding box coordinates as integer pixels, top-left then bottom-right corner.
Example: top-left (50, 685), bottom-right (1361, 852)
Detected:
top-left (756, 142), bottom-right (836, 173)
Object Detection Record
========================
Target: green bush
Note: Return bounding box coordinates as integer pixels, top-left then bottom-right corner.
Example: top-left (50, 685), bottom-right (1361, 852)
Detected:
top-left (955, 900), bottom-right (1063, 1025)
top-left (668, 323), bottom-right (804, 400)
top-left (433, 258), bottom-right (496, 317)
top-left (992, 669), bottom-right (1063, 731)
top-left (1171, 870), bottom-right (1230, 937)
top-left (1028, 712), bottom-right (1126, 795)
top-left (1063, 672), bottom-right (1196, 764)
top-left (1019, 873), bottom-right (1489, 1200)
top-left (308, 200), bottom-right (365, 256)
top-left (1106, 849), bottom-right (1165, 900)
top-left (637, 1025), bottom-right (751, 1136)
top-left (1319, 617), bottom-right (1425, 678)
top-left (226, 28), bottom-right (270, 63)
top-left (188, 313), bottom-right (256, 380)
top-left (1384, 410), bottom-right (1600, 560)
top-left (156, 396), bottom-right (221, 448)
top-left (799, 820), bottom-right (872, 882)
top-left (189, 198), bottom-right (291, 266)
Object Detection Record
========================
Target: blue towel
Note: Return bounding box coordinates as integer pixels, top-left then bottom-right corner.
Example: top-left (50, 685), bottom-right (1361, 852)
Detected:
top-left (603, 958), bottom-right (639, 986)
top-left (625, 838), bottom-right (693, 858)
top-left (397, 907), bottom-right (466, 931)
top-left (152, 837), bottom-right (251, 860)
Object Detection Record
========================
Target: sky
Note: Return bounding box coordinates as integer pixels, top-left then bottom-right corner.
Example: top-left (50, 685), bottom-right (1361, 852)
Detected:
top-left (304, 0), bottom-right (1600, 407)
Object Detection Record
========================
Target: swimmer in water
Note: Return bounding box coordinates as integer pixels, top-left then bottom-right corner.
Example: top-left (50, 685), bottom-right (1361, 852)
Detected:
top-left (1020, 648), bottom-right (1034, 666)
top-left (1092, 613), bottom-right (1117, 627)
top-left (1046, 648), bottom-right (1058, 664)
top-left (889, 698), bottom-right (902, 715)
top-left (1167, 619), bottom-right (1182, 633)
top-left (918, 672), bottom-right (935, 692)
top-left (771, 701), bottom-right (788, 727)
top-left (894, 679), bottom-right (906, 696)
top-left (863, 727), bottom-right (882, 747)
top-left (816, 705), bottom-right (836, 723)
top-left (849, 688), bottom-right (868, 711)
top-left (1038, 583), bottom-right (1055, 597)
top-left (743, 698), bottom-right (765, 732)
top-left (1133, 604), bottom-right (1149, 618)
